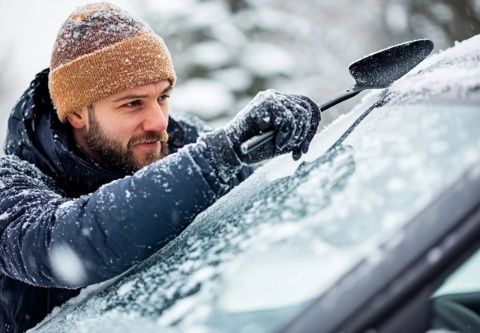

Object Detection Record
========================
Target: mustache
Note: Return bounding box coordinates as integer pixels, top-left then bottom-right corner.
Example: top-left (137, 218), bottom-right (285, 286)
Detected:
top-left (128, 131), bottom-right (169, 150)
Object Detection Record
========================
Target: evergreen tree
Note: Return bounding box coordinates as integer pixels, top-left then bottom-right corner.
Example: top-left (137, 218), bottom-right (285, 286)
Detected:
top-left (138, 0), bottom-right (480, 125)
top-left (139, 0), bottom-right (312, 124)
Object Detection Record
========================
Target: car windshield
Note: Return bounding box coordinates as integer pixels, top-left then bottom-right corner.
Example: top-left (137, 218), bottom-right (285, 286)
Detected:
top-left (33, 101), bottom-right (480, 333)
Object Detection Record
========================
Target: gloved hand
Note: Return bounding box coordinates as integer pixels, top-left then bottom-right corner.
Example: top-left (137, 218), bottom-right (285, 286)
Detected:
top-left (224, 89), bottom-right (320, 164)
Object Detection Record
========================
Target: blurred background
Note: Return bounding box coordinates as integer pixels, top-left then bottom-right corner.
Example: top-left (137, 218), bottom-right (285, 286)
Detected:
top-left (0, 0), bottom-right (479, 151)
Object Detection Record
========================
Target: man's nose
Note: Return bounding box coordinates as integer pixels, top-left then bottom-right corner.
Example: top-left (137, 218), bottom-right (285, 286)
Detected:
top-left (141, 103), bottom-right (168, 133)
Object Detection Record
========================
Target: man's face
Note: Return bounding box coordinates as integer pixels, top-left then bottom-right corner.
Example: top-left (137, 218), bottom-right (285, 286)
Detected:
top-left (72, 80), bottom-right (172, 174)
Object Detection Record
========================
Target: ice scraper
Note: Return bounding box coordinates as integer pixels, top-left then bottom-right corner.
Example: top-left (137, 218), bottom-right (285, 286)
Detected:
top-left (240, 39), bottom-right (434, 155)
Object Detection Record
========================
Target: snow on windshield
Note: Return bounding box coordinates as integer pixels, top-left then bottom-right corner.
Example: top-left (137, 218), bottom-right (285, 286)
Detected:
top-left (384, 34), bottom-right (480, 105)
top-left (32, 35), bottom-right (480, 333)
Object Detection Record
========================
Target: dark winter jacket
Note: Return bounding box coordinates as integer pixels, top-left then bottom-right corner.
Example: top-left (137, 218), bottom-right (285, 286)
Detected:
top-left (0, 69), bottom-right (252, 332)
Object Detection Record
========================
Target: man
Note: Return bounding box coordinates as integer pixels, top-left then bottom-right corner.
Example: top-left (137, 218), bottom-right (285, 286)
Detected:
top-left (0, 3), bottom-right (319, 332)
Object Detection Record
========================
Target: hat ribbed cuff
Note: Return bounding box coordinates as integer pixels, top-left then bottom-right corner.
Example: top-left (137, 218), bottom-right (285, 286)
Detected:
top-left (49, 32), bottom-right (176, 122)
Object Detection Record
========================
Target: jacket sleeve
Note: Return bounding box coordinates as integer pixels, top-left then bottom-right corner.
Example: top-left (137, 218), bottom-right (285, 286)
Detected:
top-left (0, 132), bottom-right (245, 288)
top-left (173, 112), bottom-right (255, 183)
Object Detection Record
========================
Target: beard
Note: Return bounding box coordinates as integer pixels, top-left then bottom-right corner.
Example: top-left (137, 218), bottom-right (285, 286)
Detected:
top-left (84, 106), bottom-right (169, 174)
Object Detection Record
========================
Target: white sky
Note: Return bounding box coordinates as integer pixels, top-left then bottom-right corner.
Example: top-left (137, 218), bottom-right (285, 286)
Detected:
top-left (0, 0), bottom-right (140, 145)
top-left (0, 0), bottom-right (138, 86)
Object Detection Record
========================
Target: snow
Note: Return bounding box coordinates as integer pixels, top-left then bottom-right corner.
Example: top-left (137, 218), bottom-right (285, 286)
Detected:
top-left (49, 276), bottom-right (120, 319)
top-left (171, 79), bottom-right (235, 119)
top-left (73, 311), bottom-right (177, 333)
top-left (180, 266), bottom-right (216, 293)
top-left (385, 3), bottom-right (408, 33)
top-left (117, 280), bottom-right (136, 297)
top-left (188, 41), bottom-right (232, 68)
top-left (386, 177), bottom-right (406, 192)
top-left (225, 88), bottom-right (325, 159)
top-left (48, 244), bottom-right (87, 286)
top-left (262, 89), bottom-right (384, 182)
top-left (385, 34), bottom-right (480, 104)
top-left (241, 43), bottom-right (295, 77)
top-left (57, 200), bottom-right (76, 211)
top-left (157, 295), bottom-right (199, 326)
top-left (211, 67), bottom-right (252, 92)
top-left (209, 22), bottom-right (248, 49)
top-left (430, 3), bottom-right (454, 22)
top-left (462, 146), bottom-right (480, 165)
top-left (185, 2), bottom-right (230, 29)
top-left (31, 35), bottom-right (480, 333)
top-left (218, 242), bottom-right (356, 312)
top-left (143, 0), bottom-right (197, 19)
top-left (81, 228), bottom-right (91, 237)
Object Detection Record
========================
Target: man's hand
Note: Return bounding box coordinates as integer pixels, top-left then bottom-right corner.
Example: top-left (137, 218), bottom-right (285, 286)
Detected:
top-left (224, 89), bottom-right (320, 164)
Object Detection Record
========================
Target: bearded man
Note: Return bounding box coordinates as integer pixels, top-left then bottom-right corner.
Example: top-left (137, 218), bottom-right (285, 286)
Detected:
top-left (0, 3), bottom-right (319, 332)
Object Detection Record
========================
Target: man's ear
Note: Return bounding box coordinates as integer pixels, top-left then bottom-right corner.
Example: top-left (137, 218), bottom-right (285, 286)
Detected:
top-left (66, 107), bottom-right (88, 129)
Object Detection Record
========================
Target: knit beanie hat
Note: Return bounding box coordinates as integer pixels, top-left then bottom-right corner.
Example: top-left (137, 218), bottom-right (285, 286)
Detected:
top-left (48, 2), bottom-right (176, 122)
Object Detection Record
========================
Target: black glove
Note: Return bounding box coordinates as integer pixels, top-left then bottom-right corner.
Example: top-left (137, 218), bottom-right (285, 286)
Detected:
top-left (224, 89), bottom-right (320, 164)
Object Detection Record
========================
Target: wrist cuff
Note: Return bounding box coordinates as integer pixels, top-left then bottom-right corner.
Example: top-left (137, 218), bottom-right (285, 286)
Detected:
top-left (198, 129), bottom-right (243, 184)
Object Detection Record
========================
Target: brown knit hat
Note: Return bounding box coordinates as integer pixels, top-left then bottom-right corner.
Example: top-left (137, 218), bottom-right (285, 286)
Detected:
top-left (48, 2), bottom-right (176, 122)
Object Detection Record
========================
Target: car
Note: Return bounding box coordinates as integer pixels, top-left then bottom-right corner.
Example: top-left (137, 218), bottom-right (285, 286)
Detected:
top-left (30, 34), bottom-right (480, 333)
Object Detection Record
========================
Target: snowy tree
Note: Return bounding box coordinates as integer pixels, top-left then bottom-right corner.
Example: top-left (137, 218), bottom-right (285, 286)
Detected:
top-left (265, 0), bottom-right (392, 122)
top-left (138, 0), bottom-right (316, 125)
top-left (381, 0), bottom-right (480, 48)
top-left (136, 0), bottom-right (479, 126)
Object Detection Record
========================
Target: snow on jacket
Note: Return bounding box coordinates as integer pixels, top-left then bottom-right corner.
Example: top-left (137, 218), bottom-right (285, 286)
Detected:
top-left (0, 69), bottom-right (252, 332)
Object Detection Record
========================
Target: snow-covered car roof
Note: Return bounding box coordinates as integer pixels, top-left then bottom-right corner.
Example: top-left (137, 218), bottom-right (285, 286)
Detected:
top-left (31, 35), bottom-right (480, 333)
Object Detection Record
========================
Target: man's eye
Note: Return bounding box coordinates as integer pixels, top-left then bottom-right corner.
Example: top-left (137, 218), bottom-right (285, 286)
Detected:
top-left (158, 95), bottom-right (170, 102)
top-left (123, 100), bottom-right (142, 108)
